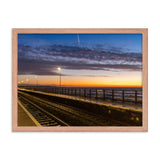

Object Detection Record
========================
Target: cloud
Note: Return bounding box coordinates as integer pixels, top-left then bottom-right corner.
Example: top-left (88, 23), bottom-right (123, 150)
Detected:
top-left (18, 44), bottom-right (142, 75)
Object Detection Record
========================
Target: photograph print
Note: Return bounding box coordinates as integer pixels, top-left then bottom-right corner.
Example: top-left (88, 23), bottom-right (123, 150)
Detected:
top-left (13, 29), bottom-right (148, 131)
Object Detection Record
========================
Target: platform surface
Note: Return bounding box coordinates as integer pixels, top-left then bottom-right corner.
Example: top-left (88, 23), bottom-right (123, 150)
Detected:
top-left (18, 104), bottom-right (36, 126)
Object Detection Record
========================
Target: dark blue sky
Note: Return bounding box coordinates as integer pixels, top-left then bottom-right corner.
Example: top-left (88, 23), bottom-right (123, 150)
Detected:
top-left (18, 34), bottom-right (142, 53)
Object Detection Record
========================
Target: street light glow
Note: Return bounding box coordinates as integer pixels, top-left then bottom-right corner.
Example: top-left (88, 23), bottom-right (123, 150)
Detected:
top-left (57, 67), bottom-right (62, 93)
top-left (57, 67), bottom-right (61, 71)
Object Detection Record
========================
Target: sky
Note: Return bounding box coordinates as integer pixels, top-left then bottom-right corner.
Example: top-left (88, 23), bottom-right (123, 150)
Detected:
top-left (18, 33), bottom-right (142, 87)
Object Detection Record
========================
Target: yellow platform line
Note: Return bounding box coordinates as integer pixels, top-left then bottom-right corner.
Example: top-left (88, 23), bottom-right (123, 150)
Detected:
top-left (18, 100), bottom-right (41, 127)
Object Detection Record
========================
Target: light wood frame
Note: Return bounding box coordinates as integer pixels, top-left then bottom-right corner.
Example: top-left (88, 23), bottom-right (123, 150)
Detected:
top-left (12, 28), bottom-right (148, 132)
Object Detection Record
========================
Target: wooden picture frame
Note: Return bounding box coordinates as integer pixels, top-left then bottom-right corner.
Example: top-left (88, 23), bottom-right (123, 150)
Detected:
top-left (12, 28), bottom-right (148, 132)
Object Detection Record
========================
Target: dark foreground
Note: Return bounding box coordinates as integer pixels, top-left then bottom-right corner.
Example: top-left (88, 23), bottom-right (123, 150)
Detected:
top-left (18, 89), bottom-right (142, 126)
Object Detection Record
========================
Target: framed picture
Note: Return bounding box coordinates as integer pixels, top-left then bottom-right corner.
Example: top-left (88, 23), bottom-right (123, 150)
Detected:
top-left (12, 28), bottom-right (148, 132)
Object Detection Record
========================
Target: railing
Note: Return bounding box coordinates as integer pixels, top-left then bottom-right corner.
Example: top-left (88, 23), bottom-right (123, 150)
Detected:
top-left (52, 87), bottom-right (142, 104)
top-left (19, 86), bottom-right (142, 104)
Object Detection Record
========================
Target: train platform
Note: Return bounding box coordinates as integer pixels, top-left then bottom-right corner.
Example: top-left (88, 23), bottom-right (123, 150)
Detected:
top-left (19, 87), bottom-right (142, 111)
top-left (18, 102), bottom-right (37, 126)
top-left (19, 88), bottom-right (142, 111)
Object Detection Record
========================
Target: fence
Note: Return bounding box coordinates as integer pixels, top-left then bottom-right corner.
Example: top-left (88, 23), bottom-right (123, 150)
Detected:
top-left (51, 87), bottom-right (142, 104)
top-left (20, 86), bottom-right (142, 104)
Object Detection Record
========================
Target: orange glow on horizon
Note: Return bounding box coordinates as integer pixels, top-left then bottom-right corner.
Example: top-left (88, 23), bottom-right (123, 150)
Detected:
top-left (18, 79), bottom-right (142, 88)
top-left (18, 82), bottom-right (142, 88)
top-left (18, 73), bottom-right (142, 88)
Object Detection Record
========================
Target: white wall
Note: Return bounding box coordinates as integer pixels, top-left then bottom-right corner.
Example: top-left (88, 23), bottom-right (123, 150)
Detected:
top-left (0, 0), bottom-right (159, 160)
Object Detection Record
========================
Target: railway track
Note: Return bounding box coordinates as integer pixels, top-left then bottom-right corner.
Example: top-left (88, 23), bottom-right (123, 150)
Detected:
top-left (18, 95), bottom-right (69, 126)
top-left (18, 90), bottom-right (132, 126)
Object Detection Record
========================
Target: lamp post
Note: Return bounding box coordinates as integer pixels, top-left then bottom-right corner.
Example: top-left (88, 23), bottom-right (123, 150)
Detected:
top-left (57, 67), bottom-right (61, 93)
top-left (35, 76), bottom-right (38, 89)
top-left (26, 78), bottom-right (29, 85)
